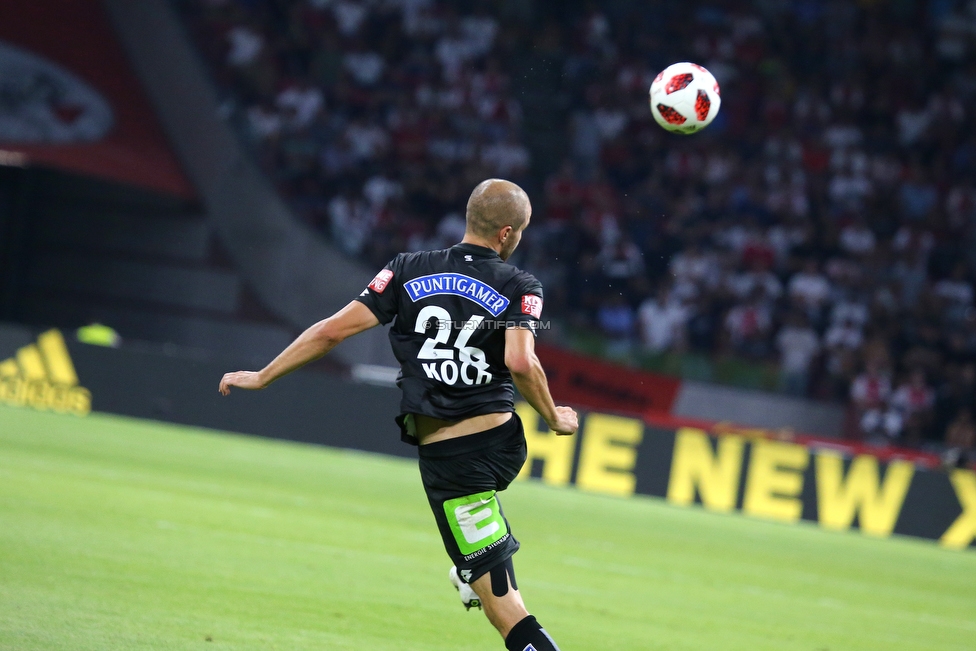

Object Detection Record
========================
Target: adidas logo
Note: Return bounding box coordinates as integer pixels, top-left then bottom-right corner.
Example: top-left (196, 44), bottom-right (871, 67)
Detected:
top-left (0, 329), bottom-right (91, 416)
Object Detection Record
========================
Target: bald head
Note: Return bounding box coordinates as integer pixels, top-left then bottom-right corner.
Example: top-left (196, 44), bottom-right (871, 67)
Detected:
top-left (465, 179), bottom-right (531, 240)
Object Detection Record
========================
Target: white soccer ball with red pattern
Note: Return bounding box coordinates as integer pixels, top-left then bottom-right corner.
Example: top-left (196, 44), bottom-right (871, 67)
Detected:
top-left (649, 62), bottom-right (721, 134)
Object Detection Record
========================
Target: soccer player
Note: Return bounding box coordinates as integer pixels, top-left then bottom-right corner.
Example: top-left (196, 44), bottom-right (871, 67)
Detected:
top-left (219, 179), bottom-right (577, 651)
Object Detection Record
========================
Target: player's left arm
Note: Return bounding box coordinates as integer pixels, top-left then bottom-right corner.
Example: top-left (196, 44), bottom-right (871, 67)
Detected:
top-left (218, 301), bottom-right (379, 395)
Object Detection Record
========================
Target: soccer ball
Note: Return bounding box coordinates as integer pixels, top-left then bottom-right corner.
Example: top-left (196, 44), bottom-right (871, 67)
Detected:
top-left (649, 62), bottom-right (721, 134)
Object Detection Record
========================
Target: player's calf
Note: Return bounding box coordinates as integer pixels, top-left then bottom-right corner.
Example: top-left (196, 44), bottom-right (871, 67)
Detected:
top-left (469, 559), bottom-right (562, 651)
top-left (504, 615), bottom-right (561, 651)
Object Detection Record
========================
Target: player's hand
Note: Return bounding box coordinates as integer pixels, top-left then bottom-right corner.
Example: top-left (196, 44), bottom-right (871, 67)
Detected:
top-left (548, 406), bottom-right (579, 436)
top-left (218, 371), bottom-right (267, 395)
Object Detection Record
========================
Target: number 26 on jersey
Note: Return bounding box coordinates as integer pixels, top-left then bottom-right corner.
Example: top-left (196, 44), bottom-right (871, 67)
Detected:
top-left (414, 306), bottom-right (492, 386)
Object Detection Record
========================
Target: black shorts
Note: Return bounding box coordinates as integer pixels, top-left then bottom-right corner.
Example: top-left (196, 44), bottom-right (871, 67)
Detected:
top-left (417, 413), bottom-right (527, 584)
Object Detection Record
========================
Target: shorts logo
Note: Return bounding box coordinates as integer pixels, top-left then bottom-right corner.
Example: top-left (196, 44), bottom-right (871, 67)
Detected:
top-left (368, 269), bottom-right (394, 293)
top-left (443, 491), bottom-right (509, 555)
top-left (405, 273), bottom-right (510, 317)
top-left (521, 295), bottom-right (543, 319)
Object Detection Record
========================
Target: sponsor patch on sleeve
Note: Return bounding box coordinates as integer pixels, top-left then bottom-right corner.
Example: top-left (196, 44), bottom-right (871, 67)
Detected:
top-left (521, 294), bottom-right (543, 319)
top-left (368, 269), bottom-right (394, 294)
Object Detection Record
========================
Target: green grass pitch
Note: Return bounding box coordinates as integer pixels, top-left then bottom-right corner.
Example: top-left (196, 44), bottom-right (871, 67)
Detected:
top-left (1, 405), bottom-right (974, 650)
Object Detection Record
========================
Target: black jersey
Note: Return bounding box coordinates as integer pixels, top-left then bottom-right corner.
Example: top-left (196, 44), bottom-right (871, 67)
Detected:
top-left (355, 243), bottom-right (544, 443)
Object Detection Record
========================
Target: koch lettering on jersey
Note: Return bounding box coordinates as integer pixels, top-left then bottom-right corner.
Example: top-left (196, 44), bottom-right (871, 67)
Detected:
top-left (405, 273), bottom-right (510, 317)
top-left (521, 295), bottom-right (543, 319)
top-left (368, 269), bottom-right (394, 294)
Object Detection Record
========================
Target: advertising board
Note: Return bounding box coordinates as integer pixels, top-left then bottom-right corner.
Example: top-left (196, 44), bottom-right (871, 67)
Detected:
top-left (1, 326), bottom-right (971, 550)
top-left (515, 404), bottom-right (975, 550)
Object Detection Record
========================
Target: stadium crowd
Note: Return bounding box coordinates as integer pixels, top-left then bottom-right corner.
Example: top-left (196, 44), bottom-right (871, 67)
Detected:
top-left (179, 0), bottom-right (976, 460)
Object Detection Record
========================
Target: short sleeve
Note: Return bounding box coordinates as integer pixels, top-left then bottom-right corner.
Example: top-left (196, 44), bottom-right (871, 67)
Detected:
top-left (502, 273), bottom-right (544, 332)
top-left (355, 255), bottom-right (403, 325)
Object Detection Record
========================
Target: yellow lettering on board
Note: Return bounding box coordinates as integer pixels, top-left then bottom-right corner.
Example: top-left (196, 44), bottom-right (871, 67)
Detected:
top-left (70, 387), bottom-right (93, 417)
top-left (16, 345), bottom-right (46, 381)
top-left (941, 470), bottom-right (976, 550)
top-left (666, 428), bottom-right (744, 512)
top-left (743, 440), bottom-right (809, 523)
top-left (815, 452), bottom-right (914, 537)
top-left (575, 413), bottom-right (643, 497)
top-left (515, 402), bottom-right (575, 486)
top-left (37, 329), bottom-right (79, 386)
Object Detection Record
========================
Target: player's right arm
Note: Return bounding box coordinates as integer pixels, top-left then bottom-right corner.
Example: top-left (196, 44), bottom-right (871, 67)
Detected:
top-left (505, 327), bottom-right (578, 436)
top-left (220, 256), bottom-right (403, 396)
top-left (219, 301), bottom-right (379, 395)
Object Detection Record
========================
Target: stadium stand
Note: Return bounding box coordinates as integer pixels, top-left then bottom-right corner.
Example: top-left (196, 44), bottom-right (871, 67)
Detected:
top-left (0, 0), bottom-right (297, 363)
top-left (0, 169), bottom-right (296, 362)
top-left (176, 0), bottom-right (976, 456)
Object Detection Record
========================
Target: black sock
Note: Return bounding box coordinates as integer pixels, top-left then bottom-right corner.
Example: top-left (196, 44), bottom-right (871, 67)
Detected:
top-left (504, 615), bottom-right (561, 651)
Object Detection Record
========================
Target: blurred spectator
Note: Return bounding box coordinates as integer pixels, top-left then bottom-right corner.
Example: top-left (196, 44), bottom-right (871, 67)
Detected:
top-left (899, 165), bottom-right (938, 220)
top-left (891, 250), bottom-right (929, 309)
top-left (436, 20), bottom-right (477, 81)
top-left (776, 313), bottom-right (820, 397)
top-left (788, 260), bottom-right (832, 317)
top-left (343, 44), bottom-right (385, 86)
top-left (825, 316), bottom-right (864, 353)
top-left (934, 262), bottom-right (974, 307)
top-left (851, 360), bottom-right (897, 439)
top-left (670, 241), bottom-right (720, 301)
top-left (328, 187), bottom-right (375, 256)
top-left (725, 291), bottom-right (772, 359)
top-left (598, 237), bottom-right (644, 286)
top-left (829, 288), bottom-right (869, 330)
top-left (481, 132), bottom-right (530, 178)
top-left (345, 116), bottom-right (389, 161)
top-left (935, 363), bottom-right (976, 438)
top-left (726, 261), bottom-right (782, 303)
top-left (839, 217), bottom-right (876, 257)
top-left (570, 99), bottom-right (601, 179)
top-left (363, 172), bottom-right (403, 210)
top-left (246, 101), bottom-right (282, 141)
top-left (461, 9), bottom-right (499, 58)
top-left (331, 1), bottom-right (369, 36)
top-left (597, 294), bottom-right (636, 357)
top-left (544, 161), bottom-right (581, 227)
top-left (276, 80), bottom-right (324, 130)
top-left (943, 408), bottom-right (976, 469)
top-left (892, 224), bottom-right (935, 258)
top-left (638, 287), bottom-right (689, 354)
top-left (890, 369), bottom-right (936, 445)
top-left (226, 24), bottom-right (263, 67)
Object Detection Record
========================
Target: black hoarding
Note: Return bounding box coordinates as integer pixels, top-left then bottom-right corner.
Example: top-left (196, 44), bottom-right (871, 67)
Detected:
top-left (514, 404), bottom-right (975, 550)
top-left (2, 328), bottom-right (973, 550)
